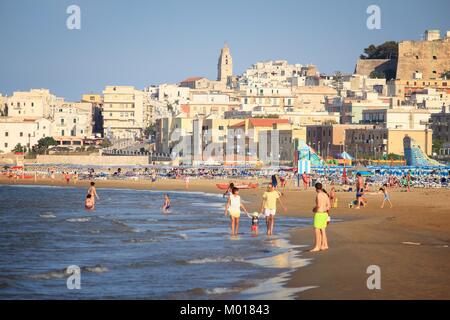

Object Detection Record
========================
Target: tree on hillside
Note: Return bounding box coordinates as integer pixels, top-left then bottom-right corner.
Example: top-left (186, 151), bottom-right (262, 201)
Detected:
top-left (13, 143), bottom-right (25, 153)
top-left (34, 137), bottom-right (57, 154)
top-left (144, 124), bottom-right (156, 140)
top-left (360, 41), bottom-right (398, 60)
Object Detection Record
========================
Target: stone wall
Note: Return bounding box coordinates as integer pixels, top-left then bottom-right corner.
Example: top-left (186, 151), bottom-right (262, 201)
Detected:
top-left (355, 59), bottom-right (396, 77)
top-left (396, 40), bottom-right (450, 80)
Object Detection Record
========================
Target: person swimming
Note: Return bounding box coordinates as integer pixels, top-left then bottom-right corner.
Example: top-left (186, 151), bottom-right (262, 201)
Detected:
top-left (85, 194), bottom-right (94, 211)
top-left (162, 194), bottom-right (171, 212)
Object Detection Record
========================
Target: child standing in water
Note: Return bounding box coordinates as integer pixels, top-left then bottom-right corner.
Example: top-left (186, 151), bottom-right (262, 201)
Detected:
top-left (225, 187), bottom-right (248, 237)
top-left (246, 212), bottom-right (264, 236)
top-left (85, 194), bottom-right (95, 211)
top-left (162, 194), bottom-right (171, 213)
top-left (379, 185), bottom-right (393, 208)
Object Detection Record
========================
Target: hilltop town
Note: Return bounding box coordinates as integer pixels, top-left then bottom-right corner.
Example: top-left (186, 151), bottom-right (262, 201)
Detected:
top-left (1, 29), bottom-right (450, 166)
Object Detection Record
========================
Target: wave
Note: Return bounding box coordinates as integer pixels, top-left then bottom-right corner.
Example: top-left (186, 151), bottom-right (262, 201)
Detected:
top-left (39, 213), bottom-right (56, 219)
top-left (66, 217), bottom-right (91, 222)
top-left (186, 256), bottom-right (246, 265)
top-left (122, 238), bottom-right (156, 244)
top-left (205, 287), bottom-right (240, 295)
top-left (29, 265), bottom-right (109, 280)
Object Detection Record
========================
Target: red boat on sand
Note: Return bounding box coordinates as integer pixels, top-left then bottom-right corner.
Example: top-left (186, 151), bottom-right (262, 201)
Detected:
top-left (216, 183), bottom-right (259, 190)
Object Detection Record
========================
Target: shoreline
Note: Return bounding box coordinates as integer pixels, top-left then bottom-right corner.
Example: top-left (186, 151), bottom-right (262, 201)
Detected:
top-left (1, 177), bottom-right (450, 299)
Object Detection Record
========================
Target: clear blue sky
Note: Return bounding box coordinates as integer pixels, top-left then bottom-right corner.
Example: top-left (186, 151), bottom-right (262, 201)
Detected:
top-left (0, 0), bottom-right (449, 100)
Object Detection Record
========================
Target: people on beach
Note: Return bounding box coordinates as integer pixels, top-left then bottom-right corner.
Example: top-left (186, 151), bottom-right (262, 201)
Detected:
top-left (64, 172), bottom-right (71, 184)
top-left (85, 194), bottom-right (95, 211)
top-left (379, 185), bottom-right (393, 208)
top-left (271, 174), bottom-right (278, 188)
top-left (310, 182), bottom-right (331, 252)
top-left (406, 171), bottom-right (411, 192)
top-left (162, 194), bottom-right (171, 213)
top-left (355, 173), bottom-right (365, 209)
top-left (88, 181), bottom-right (100, 204)
top-left (73, 172), bottom-right (78, 185)
top-left (225, 187), bottom-right (249, 236)
top-left (302, 172), bottom-right (309, 190)
top-left (184, 175), bottom-right (190, 190)
top-left (260, 183), bottom-right (287, 236)
top-left (223, 182), bottom-right (235, 198)
top-left (246, 212), bottom-right (264, 236)
top-left (329, 186), bottom-right (338, 208)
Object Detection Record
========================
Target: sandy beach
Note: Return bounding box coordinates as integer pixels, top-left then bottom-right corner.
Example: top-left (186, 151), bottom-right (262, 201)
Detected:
top-left (1, 175), bottom-right (449, 299)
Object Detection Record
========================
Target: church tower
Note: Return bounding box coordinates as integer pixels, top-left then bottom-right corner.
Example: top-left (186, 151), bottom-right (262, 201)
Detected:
top-left (217, 43), bottom-right (233, 84)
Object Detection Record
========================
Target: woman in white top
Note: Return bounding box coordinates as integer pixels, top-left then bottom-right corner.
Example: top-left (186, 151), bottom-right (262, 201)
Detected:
top-left (224, 187), bottom-right (248, 236)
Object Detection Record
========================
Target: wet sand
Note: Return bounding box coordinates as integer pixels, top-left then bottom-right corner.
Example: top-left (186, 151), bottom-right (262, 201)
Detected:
top-left (2, 176), bottom-right (449, 299)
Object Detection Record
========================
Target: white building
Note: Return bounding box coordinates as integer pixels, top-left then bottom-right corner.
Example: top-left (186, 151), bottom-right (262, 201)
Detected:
top-left (362, 107), bottom-right (433, 130)
top-left (102, 86), bottom-right (145, 140)
top-left (240, 86), bottom-right (295, 112)
top-left (0, 117), bottom-right (51, 152)
top-left (52, 102), bottom-right (93, 138)
top-left (6, 89), bottom-right (59, 118)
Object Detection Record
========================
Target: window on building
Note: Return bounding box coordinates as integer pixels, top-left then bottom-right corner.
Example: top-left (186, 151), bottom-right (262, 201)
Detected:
top-left (219, 126), bottom-right (224, 130)
top-left (20, 132), bottom-right (23, 137)
top-left (61, 119), bottom-right (64, 125)
top-left (61, 130), bottom-right (65, 136)
top-left (5, 132), bottom-right (8, 137)
top-left (4, 143), bottom-right (7, 148)
top-left (31, 102), bottom-right (34, 107)
top-left (73, 119), bottom-right (76, 124)
top-left (433, 56), bottom-right (437, 60)
top-left (415, 55), bottom-right (419, 59)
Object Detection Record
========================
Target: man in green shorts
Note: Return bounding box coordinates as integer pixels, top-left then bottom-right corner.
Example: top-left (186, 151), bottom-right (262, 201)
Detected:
top-left (310, 182), bottom-right (331, 252)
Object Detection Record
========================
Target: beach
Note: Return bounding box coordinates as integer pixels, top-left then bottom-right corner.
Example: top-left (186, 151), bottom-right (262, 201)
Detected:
top-left (1, 175), bottom-right (449, 299)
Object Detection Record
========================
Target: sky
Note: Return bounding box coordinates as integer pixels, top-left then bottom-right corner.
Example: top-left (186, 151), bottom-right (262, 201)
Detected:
top-left (0, 0), bottom-right (449, 100)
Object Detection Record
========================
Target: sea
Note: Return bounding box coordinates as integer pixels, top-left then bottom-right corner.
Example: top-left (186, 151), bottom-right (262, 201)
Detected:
top-left (0, 185), bottom-right (314, 299)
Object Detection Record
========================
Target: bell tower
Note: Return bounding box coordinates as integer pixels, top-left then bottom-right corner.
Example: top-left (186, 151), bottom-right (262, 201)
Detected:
top-left (217, 43), bottom-right (233, 84)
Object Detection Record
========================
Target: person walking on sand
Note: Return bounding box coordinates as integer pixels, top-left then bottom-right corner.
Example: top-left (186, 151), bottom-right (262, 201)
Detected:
top-left (64, 172), bottom-right (71, 184)
top-left (271, 174), bottom-right (278, 189)
top-left (302, 172), bottom-right (309, 190)
top-left (184, 175), bottom-right (190, 190)
top-left (406, 171), bottom-right (411, 192)
top-left (310, 182), bottom-right (331, 252)
top-left (355, 173), bottom-right (365, 209)
top-left (225, 187), bottom-right (248, 236)
top-left (379, 185), bottom-right (393, 208)
top-left (73, 171), bottom-right (78, 185)
top-left (260, 183), bottom-right (287, 236)
top-left (88, 181), bottom-right (100, 205)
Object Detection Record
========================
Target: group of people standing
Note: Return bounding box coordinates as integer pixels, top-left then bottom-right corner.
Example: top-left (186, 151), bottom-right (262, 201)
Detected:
top-left (224, 182), bottom-right (286, 237)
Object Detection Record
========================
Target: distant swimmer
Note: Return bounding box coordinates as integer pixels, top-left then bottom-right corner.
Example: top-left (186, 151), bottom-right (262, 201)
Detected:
top-left (85, 194), bottom-right (95, 211)
top-left (162, 194), bottom-right (171, 213)
top-left (88, 181), bottom-right (100, 205)
top-left (225, 187), bottom-right (248, 237)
